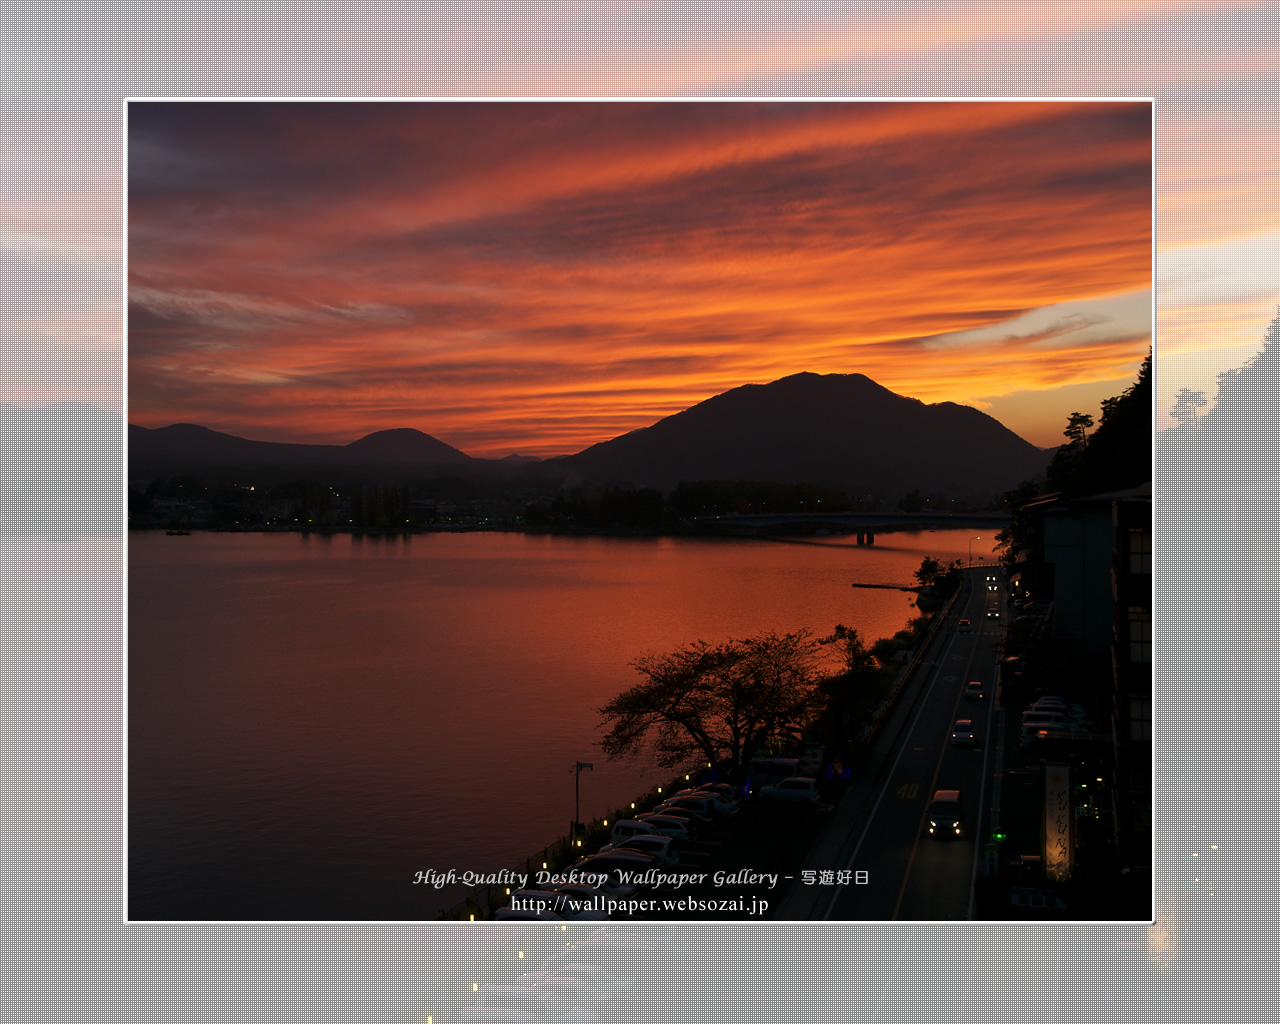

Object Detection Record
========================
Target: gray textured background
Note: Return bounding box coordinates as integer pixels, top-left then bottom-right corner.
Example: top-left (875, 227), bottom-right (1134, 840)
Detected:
top-left (2, 3), bottom-right (1276, 1019)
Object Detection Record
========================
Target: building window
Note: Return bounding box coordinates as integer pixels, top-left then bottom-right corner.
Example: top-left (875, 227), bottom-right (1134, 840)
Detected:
top-left (1128, 610), bottom-right (1151, 663)
top-left (1129, 696), bottom-right (1152, 742)
top-left (1128, 528), bottom-right (1151, 574)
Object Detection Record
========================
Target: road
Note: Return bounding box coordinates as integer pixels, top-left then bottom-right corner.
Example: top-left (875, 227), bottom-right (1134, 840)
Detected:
top-left (808, 567), bottom-right (1006, 920)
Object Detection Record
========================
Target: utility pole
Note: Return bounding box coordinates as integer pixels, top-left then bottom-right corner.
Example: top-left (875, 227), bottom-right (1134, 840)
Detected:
top-left (573, 760), bottom-right (593, 836)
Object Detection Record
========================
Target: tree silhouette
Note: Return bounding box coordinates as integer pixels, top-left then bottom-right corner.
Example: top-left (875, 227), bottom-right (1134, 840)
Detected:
top-left (598, 630), bottom-right (826, 772)
top-left (1064, 411), bottom-right (1095, 448)
top-left (1203, 307), bottom-right (1280, 438)
top-left (1170, 388), bottom-right (1207, 427)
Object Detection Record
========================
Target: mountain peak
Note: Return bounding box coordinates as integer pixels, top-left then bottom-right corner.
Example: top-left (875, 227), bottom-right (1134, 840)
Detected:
top-left (564, 371), bottom-right (1049, 499)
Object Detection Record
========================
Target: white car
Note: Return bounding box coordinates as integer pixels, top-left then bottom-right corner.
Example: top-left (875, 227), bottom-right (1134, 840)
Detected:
top-left (608, 819), bottom-right (663, 844)
top-left (758, 777), bottom-right (820, 804)
top-left (950, 719), bottom-right (976, 745)
top-left (599, 833), bottom-right (681, 866)
top-left (635, 813), bottom-right (697, 841)
top-left (568, 851), bottom-right (661, 896)
top-left (517, 966), bottom-right (636, 1005)
top-left (653, 795), bottom-right (716, 821)
top-left (1021, 709), bottom-right (1083, 728)
top-left (675, 787), bottom-right (740, 816)
top-left (469, 983), bottom-right (600, 1024)
top-left (1028, 698), bottom-right (1086, 718)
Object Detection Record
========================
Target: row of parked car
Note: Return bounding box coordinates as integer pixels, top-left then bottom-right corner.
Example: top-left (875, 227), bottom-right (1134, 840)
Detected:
top-left (493, 783), bottom-right (745, 921)
top-left (1019, 695), bottom-right (1088, 745)
top-left (461, 926), bottom-right (687, 1022)
top-left (494, 768), bottom-right (827, 922)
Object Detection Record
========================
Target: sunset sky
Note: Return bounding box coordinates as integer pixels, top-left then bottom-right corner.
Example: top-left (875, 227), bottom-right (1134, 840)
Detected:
top-left (127, 100), bottom-right (1152, 459)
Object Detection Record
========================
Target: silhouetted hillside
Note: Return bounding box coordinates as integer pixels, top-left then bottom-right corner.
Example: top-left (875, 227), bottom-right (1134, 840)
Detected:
top-left (129, 422), bottom-right (471, 481)
top-left (561, 372), bottom-right (1051, 501)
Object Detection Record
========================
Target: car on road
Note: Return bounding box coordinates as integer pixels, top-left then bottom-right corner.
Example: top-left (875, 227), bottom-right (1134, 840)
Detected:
top-left (964, 680), bottom-right (985, 700)
top-left (985, 607), bottom-right (1001, 619)
top-left (758, 777), bottom-right (820, 804)
top-left (927, 789), bottom-right (964, 838)
top-left (957, 618), bottom-right (972, 633)
top-left (950, 719), bottom-right (975, 745)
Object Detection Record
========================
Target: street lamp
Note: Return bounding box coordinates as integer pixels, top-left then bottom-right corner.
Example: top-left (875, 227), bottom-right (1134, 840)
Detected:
top-left (969, 535), bottom-right (981, 566)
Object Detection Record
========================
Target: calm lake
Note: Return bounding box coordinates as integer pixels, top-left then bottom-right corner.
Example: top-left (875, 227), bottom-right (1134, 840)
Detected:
top-left (127, 528), bottom-right (998, 921)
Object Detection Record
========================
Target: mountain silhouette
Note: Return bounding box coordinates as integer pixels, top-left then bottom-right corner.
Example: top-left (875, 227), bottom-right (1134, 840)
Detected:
top-left (2, 402), bottom-right (122, 536)
top-left (561, 372), bottom-right (1052, 499)
top-left (129, 422), bottom-right (471, 480)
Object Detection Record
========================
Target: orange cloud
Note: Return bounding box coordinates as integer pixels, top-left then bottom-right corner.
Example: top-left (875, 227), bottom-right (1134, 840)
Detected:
top-left (128, 101), bottom-right (1151, 459)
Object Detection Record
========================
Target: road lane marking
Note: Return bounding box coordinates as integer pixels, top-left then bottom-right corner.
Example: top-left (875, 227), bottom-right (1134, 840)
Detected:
top-left (895, 782), bottom-right (920, 800)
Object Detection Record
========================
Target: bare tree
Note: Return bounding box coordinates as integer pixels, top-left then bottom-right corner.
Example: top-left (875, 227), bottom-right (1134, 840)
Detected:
top-left (598, 630), bottom-right (826, 773)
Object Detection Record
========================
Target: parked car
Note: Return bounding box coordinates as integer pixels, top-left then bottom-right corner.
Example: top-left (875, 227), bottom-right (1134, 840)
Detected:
top-left (608, 819), bottom-right (662, 844)
top-left (695, 782), bottom-right (743, 804)
top-left (797, 741), bottom-right (827, 776)
top-left (927, 789), bottom-right (964, 838)
top-left (653, 795), bottom-right (715, 821)
top-left (599, 834), bottom-right (681, 866)
top-left (746, 756), bottom-right (802, 792)
top-left (950, 719), bottom-right (975, 745)
top-left (567, 851), bottom-right (660, 897)
top-left (635, 813), bottom-right (697, 842)
top-left (1028, 697), bottom-right (1085, 716)
top-left (1021, 709), bottom-right (1082, 728)
top-left (964, 680), bottom-right (985, 700)
top-left (758, 777), bottom-right (820, 804)
top-left (517, 965), bottom-right (637, 1003)
top-left (673, 788), bottom-right (740, 816)
top-left (469, 983), bottom-right (599, 1024)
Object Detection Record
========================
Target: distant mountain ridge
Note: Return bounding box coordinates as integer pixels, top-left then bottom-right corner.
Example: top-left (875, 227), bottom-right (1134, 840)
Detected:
top-left (560, 372), bottom-right (1052, 500)
top-left (2, 401), bottom-right (122, 536)
top-left (129, 422), bottom-right (471, 478)
top-left (126, 372), bottom-right (1052, 499)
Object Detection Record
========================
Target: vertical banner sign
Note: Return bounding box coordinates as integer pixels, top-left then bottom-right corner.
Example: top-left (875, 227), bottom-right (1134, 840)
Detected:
top-left (1044, 762), bottom-right (1072, 882)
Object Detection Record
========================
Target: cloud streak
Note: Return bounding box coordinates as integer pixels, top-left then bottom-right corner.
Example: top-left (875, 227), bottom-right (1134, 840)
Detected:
top-left (128, 101), bottom-right (1151, 458)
